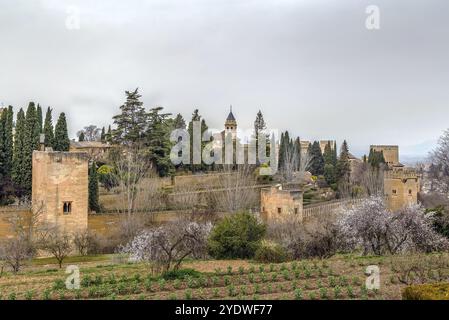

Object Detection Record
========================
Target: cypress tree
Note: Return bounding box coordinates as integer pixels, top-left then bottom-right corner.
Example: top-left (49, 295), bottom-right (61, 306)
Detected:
top-left (43, 107), bottom-right (55, 148)
top-left (54, 112), bottom-right (70, 151)
top-left (106, 125), bottom-right (112, 143)
top-left (36, 104), bottom-right (43, 132)
top-left (100, 127), bottom-right (106, 143)
top-left (88, 162), bottom-right (100, 212)
top-left (3, 106), bottom-right (14, 178)
top-left (368, 148), bottom-right (386, 168)
top-left (323, 141), bottom-right (336, 185)
top-left (308, 141), bottom-right (325, 176)
top-left (22, 102), bottom-right (40, 196)
top-left (0, 110), bottom-right (5, 177)
top-left (336, 140), bottom-right (352, 195)
top-left (294, 137), bottom-right (301, 171)
top-left (12, 109), bottom-right (26, 190)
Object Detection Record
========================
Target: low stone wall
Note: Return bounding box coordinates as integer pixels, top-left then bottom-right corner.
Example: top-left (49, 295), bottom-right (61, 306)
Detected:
top-left (0, 207), bottom-right (30, 239)
top-left (302, 198), bottom-right (364, 219)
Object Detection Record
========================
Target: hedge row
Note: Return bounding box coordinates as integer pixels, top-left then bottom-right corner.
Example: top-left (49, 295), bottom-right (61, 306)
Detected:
top-left (402, 282), bottom-right (449, 300)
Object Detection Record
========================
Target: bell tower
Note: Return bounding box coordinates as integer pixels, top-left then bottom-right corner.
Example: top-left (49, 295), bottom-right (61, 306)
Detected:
top-left (224, 105), bottom-right (237, 140)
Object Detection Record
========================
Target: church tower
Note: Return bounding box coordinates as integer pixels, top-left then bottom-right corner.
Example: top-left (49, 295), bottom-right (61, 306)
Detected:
top-left (224, 105), bottom-right (237, 140)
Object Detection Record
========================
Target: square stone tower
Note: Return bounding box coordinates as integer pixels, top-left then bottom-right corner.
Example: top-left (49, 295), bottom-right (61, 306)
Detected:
top-left (384, 168), bottom-right (420, 212)
top-left (370, 145), bottom-right (399, 166)
top-left (32, 150), bottom-right (89, 234)
top-left (260, 184), bottom-right (303, 221)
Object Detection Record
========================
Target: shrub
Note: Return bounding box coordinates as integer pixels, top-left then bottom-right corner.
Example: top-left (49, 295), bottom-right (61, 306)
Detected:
top-left (208, 212), bottom-right (266, 259)
top-left (162, 268), bottom-right (201, 280)
top-left (402, 282), bottom-right (449, 300)
top-left (254, 240), bottom-right (288, 263)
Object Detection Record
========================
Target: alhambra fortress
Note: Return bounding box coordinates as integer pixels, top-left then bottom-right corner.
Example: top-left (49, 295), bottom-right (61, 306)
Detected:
top-left (0, 110), bottom-right (420, 239)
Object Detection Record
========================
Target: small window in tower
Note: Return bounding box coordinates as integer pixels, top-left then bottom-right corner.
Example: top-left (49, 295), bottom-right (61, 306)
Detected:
top-left (277, 207), bottom-right (282, 214)
top-left (63, 202), bottom-right (72, 215)
top-left (294, 207), bottom-right (299, 214)
top-left (409, 189), bottom-right (412, 195)
top-left (227, 127), bottom-right (229, 130)
top-left (392, 189), bottom-right (397, 195)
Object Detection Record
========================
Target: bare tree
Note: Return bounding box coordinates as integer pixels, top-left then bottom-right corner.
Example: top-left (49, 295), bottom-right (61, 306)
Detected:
top-left (38, 226), bottom-right (72, 268)
top-left (351, 162), bottom-right (385, 197)
top-left (73, 229), bottom-right (99, 256)
top-left (109, 145), bottom-right (162, 241)
top-left (77, 125), bottom-right (101, 142)
top-left (0, 236), bottom-right (35, 274)
top-left (280, 142), bottom-right (311, 183)
top-left (430, 129), bottom-right (449, 193)
top-left (212, 164), bottom-right (259, 213)
top-left (267, 214), bottom-right (341, 259)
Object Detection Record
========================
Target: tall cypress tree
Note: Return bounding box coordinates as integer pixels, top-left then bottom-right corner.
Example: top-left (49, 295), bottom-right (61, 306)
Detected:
top-left (336, 140), bottom-right (351, 196)
top-left (12, 109), bottom-right (26, 190)
top-left (36, 104), bottom-right (43, 133)
top-left (43, 107), bottom-right (55, 148)
top-left (3, 106), bottom-right (14, 178)
top-left (22, 102), bottom-right (40, 196)
top-left (0, 109), bottom-right (6, 177)
top-left (54, 112), bottom-right (70, 151)
top-left (100, 126), bottom-right (106, 143)
top-left (323, 141), bottom-right (336, 185)
top-left (106, 125), bottom-right (112, 143)
top-left (308, 141), bottom-right (325, 176)
top-left (88, 162), bottom-right (100, 212)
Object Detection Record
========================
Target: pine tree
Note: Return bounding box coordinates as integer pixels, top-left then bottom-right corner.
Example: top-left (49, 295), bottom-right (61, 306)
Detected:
top-left (145, 107), bottom-right (174, 177)
top-left (112, 88), bottom-right (147, 146)
top-left (88, 162), bottom-right (100, 212)
top-left (54, 112), bottom-right (70, 151)
top-left (78, 131), bottom-right (85, 142)
top-left (173, 113), bottom-right (186, 129)
top-left (43, 107), bottom-right (55, 148)
top-left (254, 110), bottom-right (267, 163)
top-left (100, 127), bottom-right (106, 143)
top-left (12, 109), bottom-right (26, 190)
top-left (308, 141), bottom-right (325, 176)
top-left (36, 104), bottom-right (43, 132)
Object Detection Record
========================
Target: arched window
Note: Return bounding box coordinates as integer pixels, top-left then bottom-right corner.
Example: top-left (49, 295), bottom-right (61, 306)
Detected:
top-left (63, 202), bottom-right (72, 214)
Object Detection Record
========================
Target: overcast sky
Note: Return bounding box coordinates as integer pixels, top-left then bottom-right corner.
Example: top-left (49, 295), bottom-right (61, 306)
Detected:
top-left (1, 0), bottom-right (448, 158)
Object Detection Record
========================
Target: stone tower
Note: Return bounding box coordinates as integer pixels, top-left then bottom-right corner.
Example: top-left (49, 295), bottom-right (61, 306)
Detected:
top-left (369, 145), bottom-right (420, 211)
top-left (32, 150), bottom-right (89, 234)
top-left (224, 105), bottom-right (237, 140)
